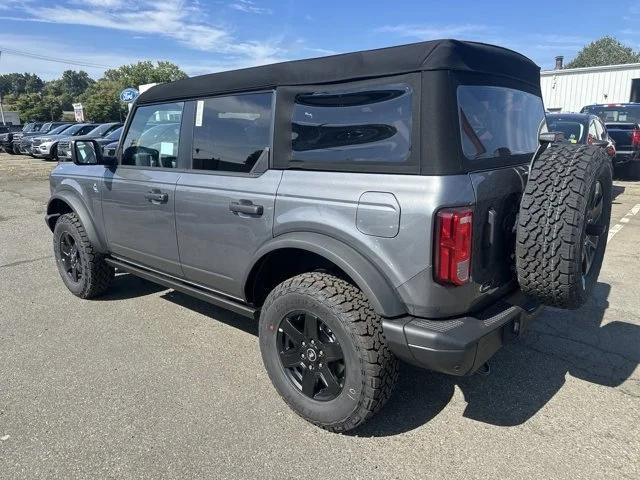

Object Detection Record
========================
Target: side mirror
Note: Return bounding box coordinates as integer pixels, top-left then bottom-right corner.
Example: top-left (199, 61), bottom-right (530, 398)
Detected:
top-left (70, 139), bottom-right (116, 166)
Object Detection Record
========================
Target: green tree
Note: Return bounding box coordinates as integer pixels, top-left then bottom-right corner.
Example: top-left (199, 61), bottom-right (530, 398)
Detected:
top-left (102, 60), bottom-right (187, 89)
top-left (79, 80), bottom-right (127, 123)
top-left (14, 93), bottom-right (63, 122)
top-left (80, 61), bottom-right (187, 122)
top-left (0, 73), bottom-right (44, 96)
top-left (565, 36), bottom-right (640, 68)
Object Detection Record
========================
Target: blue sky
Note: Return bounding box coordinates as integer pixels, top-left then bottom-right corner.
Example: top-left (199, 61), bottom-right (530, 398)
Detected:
top-left (0, 0), bottom-right (639, 80)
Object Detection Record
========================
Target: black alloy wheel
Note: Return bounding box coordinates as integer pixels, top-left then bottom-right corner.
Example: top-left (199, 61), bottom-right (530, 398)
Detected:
top-left (59, 231), bottom-right (83, 283)
top-left (583, 180), bottom-right (604, 283)
top-left (277, 310), bottom-right (345, 401)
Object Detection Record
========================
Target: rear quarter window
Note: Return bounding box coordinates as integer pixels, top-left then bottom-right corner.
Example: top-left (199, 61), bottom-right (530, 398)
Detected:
top-left (458, 85), bottom-right (545, 160)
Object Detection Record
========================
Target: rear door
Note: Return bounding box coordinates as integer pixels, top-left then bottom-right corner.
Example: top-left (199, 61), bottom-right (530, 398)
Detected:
top-left (101, 102), bottom-right (186, 276)
top-left (456, 82), bottom-right (546, 294)
top-left (174, 91), bottom-right (280, 299)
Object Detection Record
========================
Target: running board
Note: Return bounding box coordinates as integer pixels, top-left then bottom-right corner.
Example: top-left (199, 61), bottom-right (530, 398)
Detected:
top-left (105, 257), bottom-right (258, 319)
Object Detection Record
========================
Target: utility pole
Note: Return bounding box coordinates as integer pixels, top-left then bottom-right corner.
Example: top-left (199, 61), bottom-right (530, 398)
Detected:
top-left (0, 50), bottom-right (6, 125)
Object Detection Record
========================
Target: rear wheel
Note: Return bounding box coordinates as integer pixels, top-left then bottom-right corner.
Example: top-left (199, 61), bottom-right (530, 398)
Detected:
top-left (517, 143), bottom-right (612, 308)
top-left (259, 272), bottom-right (398, 432)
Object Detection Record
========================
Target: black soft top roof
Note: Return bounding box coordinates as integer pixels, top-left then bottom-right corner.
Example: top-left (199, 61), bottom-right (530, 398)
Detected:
top-left (138, 39), bottom-right (540, 105)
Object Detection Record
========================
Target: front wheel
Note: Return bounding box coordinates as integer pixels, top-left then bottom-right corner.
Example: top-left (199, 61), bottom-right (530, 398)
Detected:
top-left (53, 213), bottom-right (114, 298)
top-left (259, 272), bottom-right (399, 432)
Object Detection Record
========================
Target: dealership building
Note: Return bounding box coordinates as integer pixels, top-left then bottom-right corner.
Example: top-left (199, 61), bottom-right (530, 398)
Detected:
top-left (540, 56), bottom-right (640, 112)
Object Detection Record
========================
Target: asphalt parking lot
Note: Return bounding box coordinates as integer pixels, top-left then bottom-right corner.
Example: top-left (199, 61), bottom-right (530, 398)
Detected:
top-left (0, 152), bottom-right (639, 479)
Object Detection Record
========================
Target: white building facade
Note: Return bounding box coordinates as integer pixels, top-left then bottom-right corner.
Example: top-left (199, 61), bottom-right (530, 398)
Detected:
top-left (540, 63), bottom-right (640, 113)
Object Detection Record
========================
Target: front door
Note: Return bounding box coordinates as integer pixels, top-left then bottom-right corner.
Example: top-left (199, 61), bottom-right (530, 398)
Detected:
top-left (102, 102), bottom-right (186, 277)
top-left (175, 92), bottom-right (279, 299)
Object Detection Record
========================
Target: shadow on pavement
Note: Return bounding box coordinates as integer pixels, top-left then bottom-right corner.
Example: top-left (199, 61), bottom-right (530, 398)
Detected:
top-left (353, 282), bottom-right (640, 437)
top-left (612, 183), bottom-right (625, 202)
top-left (97, 272), bottom-right (167, 301)
top-left (101, 276), bottom-right (640, 437)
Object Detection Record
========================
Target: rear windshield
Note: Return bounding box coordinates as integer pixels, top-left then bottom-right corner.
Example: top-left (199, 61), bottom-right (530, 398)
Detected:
top-left (581, 105), bottom-right (640, 123)
top-left (457, 85), bottom-right (545, 160)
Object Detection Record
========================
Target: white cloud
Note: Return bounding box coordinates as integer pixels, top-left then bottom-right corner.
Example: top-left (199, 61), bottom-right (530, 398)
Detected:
top-left (3, 0), bottom-right (280, 65)
top-left (229, 0), bottom-right (272, 15)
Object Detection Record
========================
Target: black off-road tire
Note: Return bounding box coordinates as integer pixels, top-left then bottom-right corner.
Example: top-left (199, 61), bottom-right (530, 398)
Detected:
top-left (517, 143), bottom-right (613, 309)
top-left (259, 272), bottom-right (399, 432)
top-left (53, 213), bottom-right (114, 298)
top-left (4, 146), bottom-right (16, 155)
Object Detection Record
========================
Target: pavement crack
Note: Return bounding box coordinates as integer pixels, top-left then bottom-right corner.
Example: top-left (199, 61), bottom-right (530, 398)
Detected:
top-left (0, 255), bottom-right (51, 269)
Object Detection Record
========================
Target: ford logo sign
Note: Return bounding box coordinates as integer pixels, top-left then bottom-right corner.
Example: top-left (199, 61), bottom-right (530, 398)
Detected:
top-left (120, 88), bottom-right (139, 103)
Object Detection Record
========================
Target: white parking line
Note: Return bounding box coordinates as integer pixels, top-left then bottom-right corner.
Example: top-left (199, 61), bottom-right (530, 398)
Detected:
top-left (608, 203), bottom-right (640, 242)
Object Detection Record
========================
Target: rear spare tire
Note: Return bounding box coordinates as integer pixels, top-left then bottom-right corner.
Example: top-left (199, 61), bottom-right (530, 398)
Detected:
top-left (517, 143), bottom-right (612, 309)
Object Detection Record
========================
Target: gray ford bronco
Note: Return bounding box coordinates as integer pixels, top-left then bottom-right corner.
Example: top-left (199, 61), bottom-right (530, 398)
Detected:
top-left (46, 40), bottom-right (613, 432)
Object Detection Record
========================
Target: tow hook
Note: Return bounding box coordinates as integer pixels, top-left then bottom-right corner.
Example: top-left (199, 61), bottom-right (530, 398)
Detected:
top-left (477, 362), bottom-right (491, 376)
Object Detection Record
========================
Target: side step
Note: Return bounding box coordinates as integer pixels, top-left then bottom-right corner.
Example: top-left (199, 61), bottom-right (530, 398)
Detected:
top-left (105, 257), bottom-right (258, 319)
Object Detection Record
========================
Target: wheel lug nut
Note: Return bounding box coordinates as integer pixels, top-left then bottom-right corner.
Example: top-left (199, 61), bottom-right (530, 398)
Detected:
top-left (301, 354), bottom-right (305, 359)
top-left (309, 365), bottom-right (314, 370)
top-left (319, 363), bottom-right (323, 368)
top-left (302, 342), bottom-right (306, 346)
top-left (319, 351), bottom-right (323, 356)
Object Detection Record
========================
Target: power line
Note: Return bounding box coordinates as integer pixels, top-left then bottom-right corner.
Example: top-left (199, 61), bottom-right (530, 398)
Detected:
top-left (0, 46), bottom-right (115, 69)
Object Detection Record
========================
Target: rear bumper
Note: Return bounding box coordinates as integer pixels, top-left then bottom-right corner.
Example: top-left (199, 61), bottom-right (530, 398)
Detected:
top-left (614, 151), bottom-right (640, 165)
top-left (382, 290), bottom-right (542, 376)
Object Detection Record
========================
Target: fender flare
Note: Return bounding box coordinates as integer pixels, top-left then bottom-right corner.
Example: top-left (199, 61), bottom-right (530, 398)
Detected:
top-left (245, 232), bottom-right (406, 317)
top-left (46, 190), bottom-right (108, 253)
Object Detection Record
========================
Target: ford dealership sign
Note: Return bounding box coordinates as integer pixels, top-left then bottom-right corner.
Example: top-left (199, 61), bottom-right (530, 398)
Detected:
top-left (120, 88), bottom-right (139, 103)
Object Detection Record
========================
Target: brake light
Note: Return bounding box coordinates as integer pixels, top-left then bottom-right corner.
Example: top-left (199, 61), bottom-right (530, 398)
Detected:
top-left (435, 208), bottom-right (473, 286)
top-left (631, 129), bottom-right (640, 147)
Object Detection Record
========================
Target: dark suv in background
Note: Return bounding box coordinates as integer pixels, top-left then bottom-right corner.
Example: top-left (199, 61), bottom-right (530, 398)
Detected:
top-left (46, 40), bottom-right (612, 432)
top-left (581, 103), bottom-right (640, 177)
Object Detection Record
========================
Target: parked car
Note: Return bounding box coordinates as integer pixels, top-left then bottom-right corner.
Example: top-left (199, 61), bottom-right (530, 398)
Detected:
top-left (9, 122), bottom-right (44, 154)
top-left (18, 122), bottom-right (69, 155)
top-left (581, 103), bottom-right (640, 178)
top-left (545, 112), bottom-right (615, 157)
top-left (57, 123), bottom-right (123, 162)
top-left (46, 40), bottom-right (612, 432)
top-left (0, 124), bottom-right (23, 153)
top-left (23, 123), bottom-right (75, 157)
top-left (32, 123), bottom-right (99, 160)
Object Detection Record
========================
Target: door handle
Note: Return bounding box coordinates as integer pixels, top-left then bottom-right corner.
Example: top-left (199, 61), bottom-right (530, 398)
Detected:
top-left (229, 200), bottom-right (263, 216)
top-left (144, 191), bottom-right (169, 204)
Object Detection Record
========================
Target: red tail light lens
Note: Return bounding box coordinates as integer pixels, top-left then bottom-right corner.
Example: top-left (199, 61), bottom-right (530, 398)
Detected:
top-left (434, 208), bottom-right (473, 286)
top-left (631, 129), bottom-right (640, 147)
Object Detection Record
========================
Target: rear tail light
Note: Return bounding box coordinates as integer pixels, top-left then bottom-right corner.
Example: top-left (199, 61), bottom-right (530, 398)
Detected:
top-left (631, 129), bottom-right (640, 147)
top-left (434, 208), bottom-right (473, 286)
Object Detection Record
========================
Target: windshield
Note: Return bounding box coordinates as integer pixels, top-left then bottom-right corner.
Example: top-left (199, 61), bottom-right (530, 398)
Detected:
top-left (62, 124), bottom-right (86, 135)
top-left (47, 124), bottom-right (72, 135)
top-left (85, 124), bottom-right (112, 137)
top-left (40, 123), bottom-right (54, 132)
top-left (581, 105), bottom-right (640, 123)
top-left (106, 126), bottom-right (123, 140)
top-left (458, 85), bottom-right (545, 160)
top-left (74, 125), bottom-right (99, 136)
top-left (545, 118), bottom-right (586, 143)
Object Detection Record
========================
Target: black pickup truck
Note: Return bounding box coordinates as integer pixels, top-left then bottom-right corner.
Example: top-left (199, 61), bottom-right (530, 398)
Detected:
top-left (581, 103), bottom-right (640, 177)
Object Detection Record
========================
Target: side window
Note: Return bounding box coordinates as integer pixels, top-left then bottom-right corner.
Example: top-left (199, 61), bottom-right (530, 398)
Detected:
top-left (588, 121), bottom-right (598, 144)
top-left (290, 84), bottom-right (413, 168)
top-left (192, 92), bottom-right (273, 173)
top-left (595, 119), bottom-right (607, 140)
top-left (121, 102), bottom-right (184, 168)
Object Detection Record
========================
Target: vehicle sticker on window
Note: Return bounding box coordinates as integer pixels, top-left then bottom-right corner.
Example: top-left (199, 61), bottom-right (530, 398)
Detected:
top-left (160, 142), bottom-right (174, 156)
top-left (195, 100), bottom-right (204, 127)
